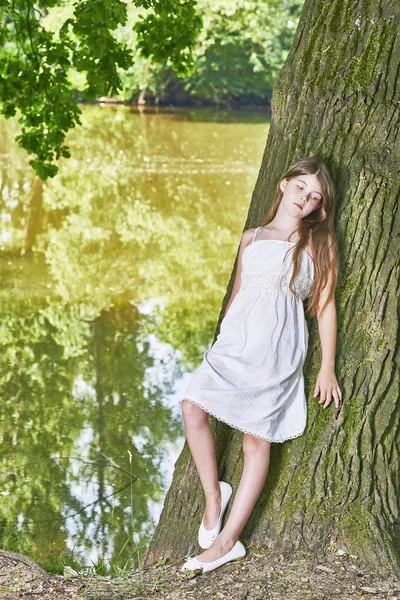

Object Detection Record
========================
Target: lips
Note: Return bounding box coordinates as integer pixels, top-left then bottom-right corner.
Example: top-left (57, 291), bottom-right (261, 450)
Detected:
top-left (294, 202), bottom-right (303, 210)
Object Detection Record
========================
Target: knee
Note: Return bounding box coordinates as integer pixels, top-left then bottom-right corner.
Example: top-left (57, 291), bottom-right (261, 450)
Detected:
top-left (181, 398), bottom-right (208, 426)
top-left (242, 433), bottom-right (271, 456)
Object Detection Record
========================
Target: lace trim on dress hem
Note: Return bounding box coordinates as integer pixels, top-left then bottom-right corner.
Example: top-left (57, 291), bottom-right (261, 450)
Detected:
top-left (182, 397), bottom-right (305, 443)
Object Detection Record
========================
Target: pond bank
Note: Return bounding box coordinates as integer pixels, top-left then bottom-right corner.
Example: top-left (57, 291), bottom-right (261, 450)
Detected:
top-left (90, 97), bottom-right (272, 112)
top-left (1, 544), bottom-right (400, 599)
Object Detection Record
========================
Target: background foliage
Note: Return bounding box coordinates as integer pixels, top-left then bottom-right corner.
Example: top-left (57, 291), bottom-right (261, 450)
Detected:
top-left (0, 0), bottom-right (202, 178)
top-left (0, 0), bottom-right (302, 178)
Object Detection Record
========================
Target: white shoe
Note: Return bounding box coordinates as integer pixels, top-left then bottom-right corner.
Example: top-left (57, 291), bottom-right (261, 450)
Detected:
top-left (198, 481), bottom-right (232, 549)
top-left (181, 540), bottom-right (246, 574)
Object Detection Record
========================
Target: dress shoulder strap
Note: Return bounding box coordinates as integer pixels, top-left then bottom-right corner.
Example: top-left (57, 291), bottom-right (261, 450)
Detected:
top-left (251, 226), bottom-right (261, 244)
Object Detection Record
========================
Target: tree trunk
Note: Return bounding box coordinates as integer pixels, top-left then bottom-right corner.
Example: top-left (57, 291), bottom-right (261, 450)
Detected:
top-left (24, 176), bottom-right (43, 253)
top-left (143, 0), bottom-right (400, 577)
top-left (137, 57), bottom-right (152, 105)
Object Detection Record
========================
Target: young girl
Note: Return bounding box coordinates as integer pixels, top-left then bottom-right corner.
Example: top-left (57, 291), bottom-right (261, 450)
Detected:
top-left (180, 156), bottom-right (342, 574)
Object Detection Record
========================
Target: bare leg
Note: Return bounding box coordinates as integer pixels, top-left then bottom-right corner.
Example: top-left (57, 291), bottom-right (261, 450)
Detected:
top-left (195, 432), bottom-right (271, 562)
top-left (181, 399), bottom-right (222, 529)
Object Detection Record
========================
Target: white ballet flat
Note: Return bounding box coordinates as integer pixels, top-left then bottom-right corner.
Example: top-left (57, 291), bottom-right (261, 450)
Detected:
top-left (198, 481), bottom-right (233, 549)
top-left (181, 540), bottom-right (246, 574)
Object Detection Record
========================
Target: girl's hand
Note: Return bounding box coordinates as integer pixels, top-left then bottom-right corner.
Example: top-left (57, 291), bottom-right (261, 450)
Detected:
top-left (313, 366), bottom-right (342, 409)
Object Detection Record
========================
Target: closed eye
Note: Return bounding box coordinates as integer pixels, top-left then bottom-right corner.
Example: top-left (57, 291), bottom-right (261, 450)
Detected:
top-left (297, 183), bottom-right (320, 201)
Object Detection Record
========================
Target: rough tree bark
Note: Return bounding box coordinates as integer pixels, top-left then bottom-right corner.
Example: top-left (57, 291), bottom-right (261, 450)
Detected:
top-left (143, 0), bottom-right (400, 576)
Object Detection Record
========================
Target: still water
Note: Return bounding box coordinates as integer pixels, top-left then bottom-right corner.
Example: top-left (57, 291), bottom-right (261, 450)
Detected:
top-left (0, 105), bottom-right (269, 572)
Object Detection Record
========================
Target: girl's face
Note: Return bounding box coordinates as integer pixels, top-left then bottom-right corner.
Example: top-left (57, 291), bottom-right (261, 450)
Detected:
top-left (279, 174), bottom-right (323, 218)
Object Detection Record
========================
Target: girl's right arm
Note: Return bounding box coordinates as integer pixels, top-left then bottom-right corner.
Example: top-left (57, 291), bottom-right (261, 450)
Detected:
top-left (224, 228), bottom-right (255, 316)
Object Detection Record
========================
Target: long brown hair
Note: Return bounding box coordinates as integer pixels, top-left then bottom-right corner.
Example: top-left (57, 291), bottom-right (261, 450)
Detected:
top-left (262, 156), bottom-right (340, 318)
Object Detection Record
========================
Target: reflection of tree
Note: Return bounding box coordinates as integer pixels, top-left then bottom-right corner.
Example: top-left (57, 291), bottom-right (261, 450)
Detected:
top-left (44, 107), bottom-right (267, 367)
top-left (1, 106), bottom-right (267, 364)
top-left (0, 107), bottom-right (268, 568)
top-left (25, 177), bottom-right (44, 253)
top-left (81, 302), bottom-right (182, 567)
top-left (0, 301), bottom-right (87, 566)
top-left (0, 299), bottom-right (181, 569)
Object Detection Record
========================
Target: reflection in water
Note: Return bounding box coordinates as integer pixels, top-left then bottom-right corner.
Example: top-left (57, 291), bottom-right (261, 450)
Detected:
top-left (0, 106), bottom-right (269, 570)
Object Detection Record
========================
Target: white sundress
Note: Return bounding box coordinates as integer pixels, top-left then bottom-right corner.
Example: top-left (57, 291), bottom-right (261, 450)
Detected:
top-left (181, 225), bottom-right (315, 443)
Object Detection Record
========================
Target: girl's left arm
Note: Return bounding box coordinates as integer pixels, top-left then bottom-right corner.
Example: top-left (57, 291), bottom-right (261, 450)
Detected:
top-left (313, 257), bottom-right (342, 410)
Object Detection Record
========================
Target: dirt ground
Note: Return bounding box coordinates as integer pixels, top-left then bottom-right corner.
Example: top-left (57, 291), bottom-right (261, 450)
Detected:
top-left (1, 544), bottom-right (400, 600)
